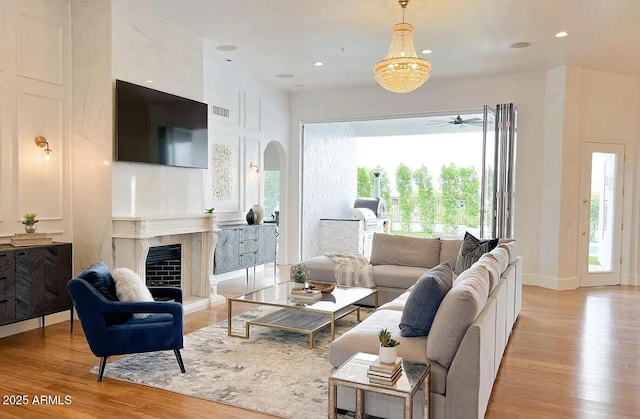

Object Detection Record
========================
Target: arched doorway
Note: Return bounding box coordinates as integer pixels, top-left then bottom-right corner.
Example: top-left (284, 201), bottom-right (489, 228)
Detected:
top-left (263, 140), bottom-right (286, 263)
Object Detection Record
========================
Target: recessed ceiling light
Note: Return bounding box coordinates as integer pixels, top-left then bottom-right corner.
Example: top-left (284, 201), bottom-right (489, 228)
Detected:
top-left (555, 31), bottom-right (568, 38)
top-left (295, 84), bottom-right (303, 87)
top-left (510, 42), bottom-right (531, 49)
top-left (145, 80), bottom-right (154, 83)
top-left (216, 45), bottom-right (238, 51)
top-left (421, 49), bottom-right (432, 54)
top-left (276, 74), bottom-right (295, 79)
top-left (313, 61), bottom-right (324, 67)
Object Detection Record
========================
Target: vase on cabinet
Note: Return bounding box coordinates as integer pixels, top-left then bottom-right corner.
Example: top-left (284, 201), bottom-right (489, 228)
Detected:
top-left (251, 204), bottom-right (265, 224)
top-left (246, 208), bottom-right (256, 225)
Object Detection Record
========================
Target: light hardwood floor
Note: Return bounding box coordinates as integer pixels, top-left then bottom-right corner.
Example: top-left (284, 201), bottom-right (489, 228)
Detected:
top-left (0, 267), bottom-right (639, 418)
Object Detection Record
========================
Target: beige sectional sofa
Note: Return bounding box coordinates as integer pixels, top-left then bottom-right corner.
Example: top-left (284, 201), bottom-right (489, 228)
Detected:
top-left (292, 233), bottom-right (462, 305)
top-left (302, 233), bottom-right (522, 419)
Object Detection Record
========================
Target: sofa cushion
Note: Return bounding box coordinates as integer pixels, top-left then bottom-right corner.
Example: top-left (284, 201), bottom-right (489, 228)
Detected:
top-left (454, 232), bottom-right (499, 275)
top-left (486, 246), bottom-right (510, 273)
top-left (78, 262), bottom-right (118, 301)
top-left (439, 239), bottom-right (462, 266)
top-left (498, 240), bottom-right (519, 264)
top-left (291, 256), bottom-right (336, 283)
top-left (427, 264), bottom-right (490, 368)
top-left (370, 233), bottom-right (440, 269)
top-left (378, 290), bottom-right (411, 311)
top-left (399, 262), bottom-right (453, 337)
top-left (474, 253), bottom-right (502, 292)
top-left (372, 265), bottom-right (428, 290)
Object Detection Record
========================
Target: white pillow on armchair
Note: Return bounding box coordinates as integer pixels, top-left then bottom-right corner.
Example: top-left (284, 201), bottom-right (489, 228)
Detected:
top-left (112, 267), bottom-right (154, 319)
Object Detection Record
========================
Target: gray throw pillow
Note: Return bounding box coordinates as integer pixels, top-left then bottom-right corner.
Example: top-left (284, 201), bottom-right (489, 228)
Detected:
top-left (399, 262), bottom-right (454, 337)
top-left (454, 232), bottom-right (499, 275)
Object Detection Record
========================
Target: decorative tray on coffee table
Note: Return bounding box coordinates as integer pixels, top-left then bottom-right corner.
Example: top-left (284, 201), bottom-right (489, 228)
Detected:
top-left (308, 281), bottom-right (336, 293)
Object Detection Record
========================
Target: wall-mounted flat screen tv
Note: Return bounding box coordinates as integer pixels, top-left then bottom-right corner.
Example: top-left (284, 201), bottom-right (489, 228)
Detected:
top-left (115, 79), bottom-right (208, 169)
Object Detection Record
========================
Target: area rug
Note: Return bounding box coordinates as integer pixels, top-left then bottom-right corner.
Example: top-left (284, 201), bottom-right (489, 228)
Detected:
top-left (92, 306), bottom-right (372, 418)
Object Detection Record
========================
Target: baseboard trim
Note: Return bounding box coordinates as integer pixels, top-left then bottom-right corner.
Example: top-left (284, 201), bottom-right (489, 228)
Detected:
top-left (0, 310), bottom-right (70, 339)
top-left (523, 273), bottom-right (578, 290)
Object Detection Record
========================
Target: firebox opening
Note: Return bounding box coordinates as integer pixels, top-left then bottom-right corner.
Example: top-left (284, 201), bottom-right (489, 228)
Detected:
top-left (146, 244), bottom-right (181, 288)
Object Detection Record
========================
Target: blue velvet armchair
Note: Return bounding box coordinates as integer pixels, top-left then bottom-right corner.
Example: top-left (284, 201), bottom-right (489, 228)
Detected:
top-left (67, 266), bottom-right (186, 382)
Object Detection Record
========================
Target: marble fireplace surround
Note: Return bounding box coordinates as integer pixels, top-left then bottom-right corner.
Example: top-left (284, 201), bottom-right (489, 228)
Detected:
top-left (112, 215), bottom-right (225, 313)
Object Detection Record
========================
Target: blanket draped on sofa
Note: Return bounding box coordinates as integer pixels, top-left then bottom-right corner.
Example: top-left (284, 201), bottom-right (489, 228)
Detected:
top-left (326, 253), bottom-right (375, 288)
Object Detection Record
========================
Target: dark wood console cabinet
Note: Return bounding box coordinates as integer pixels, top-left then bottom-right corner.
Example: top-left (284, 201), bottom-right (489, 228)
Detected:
top-left (0, 242), bottom-right (72, 327)
top-left (214, 224), bottom-right (277, 280)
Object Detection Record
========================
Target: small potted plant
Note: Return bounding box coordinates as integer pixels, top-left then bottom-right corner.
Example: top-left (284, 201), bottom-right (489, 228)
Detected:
top-left (22, 213), bottom-right (39, 233)
top-left (378, 328), bottom-right (400, 363)
top-left (293, 264), bottom-right (310, 289)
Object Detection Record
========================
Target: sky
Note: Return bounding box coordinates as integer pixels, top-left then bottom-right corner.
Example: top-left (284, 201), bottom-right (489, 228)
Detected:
top-left (356, 131), bottom-right (485, 194)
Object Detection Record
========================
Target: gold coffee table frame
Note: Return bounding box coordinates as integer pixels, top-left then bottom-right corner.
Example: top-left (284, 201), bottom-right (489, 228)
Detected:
top-left (227, 281), bottom-right (378, 349)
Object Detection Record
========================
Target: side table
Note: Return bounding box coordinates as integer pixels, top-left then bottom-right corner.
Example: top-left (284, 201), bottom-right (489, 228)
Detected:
top-left (328, 352), bottom-right (430, 419)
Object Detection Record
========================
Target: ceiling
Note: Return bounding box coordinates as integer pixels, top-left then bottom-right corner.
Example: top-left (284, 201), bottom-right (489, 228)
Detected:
top-left (129, 0), bottom-right (640, 92)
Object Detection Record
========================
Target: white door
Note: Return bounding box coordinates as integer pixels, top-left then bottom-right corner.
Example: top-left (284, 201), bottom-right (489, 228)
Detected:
top-left (579, 143), bottom-right (624, 287)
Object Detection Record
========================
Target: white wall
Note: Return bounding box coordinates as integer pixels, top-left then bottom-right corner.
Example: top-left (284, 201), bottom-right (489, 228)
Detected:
top-left (71, 0), bottom-right (112, 271)
top-left (302, 122), bottom-right (358, 259)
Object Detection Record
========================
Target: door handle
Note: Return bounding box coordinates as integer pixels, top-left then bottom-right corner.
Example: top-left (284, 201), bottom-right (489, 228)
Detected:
top-left (582, 232), bottom-right (586, 236)
top-left (583, 199), bottom-right (588, 203)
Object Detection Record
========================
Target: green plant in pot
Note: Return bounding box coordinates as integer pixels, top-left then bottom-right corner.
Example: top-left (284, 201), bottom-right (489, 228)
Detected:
top-left (378, 328), bottom-right (400, 364)
top-left (22, 213), bottom-right (39, 233)
top-left (293, 264), bottom-right (309, 288)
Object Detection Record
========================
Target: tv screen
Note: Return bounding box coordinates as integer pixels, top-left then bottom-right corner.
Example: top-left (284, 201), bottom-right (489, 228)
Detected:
top-left (115, 79), bottom-right (208, 169)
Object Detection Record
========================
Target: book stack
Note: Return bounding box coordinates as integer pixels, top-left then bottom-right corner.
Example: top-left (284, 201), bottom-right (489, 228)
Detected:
top-left (367, 356), bottom-right (403, 386)
top-left (289, 288), bottom-right (322, 301)
top-left (11, 233), bottom-right (53, 247)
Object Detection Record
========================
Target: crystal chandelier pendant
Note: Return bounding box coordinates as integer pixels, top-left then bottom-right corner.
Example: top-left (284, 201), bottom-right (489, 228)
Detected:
top-left (373, 1), bottom-right (431, 93)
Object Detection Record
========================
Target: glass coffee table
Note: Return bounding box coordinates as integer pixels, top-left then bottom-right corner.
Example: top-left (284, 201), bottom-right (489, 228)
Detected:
top-left (227, 281), bottom-right (378, 349)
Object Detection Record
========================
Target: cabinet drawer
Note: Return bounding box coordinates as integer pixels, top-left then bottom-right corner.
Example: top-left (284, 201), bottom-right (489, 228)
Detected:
top-left (240, 239), bottom-right (259, 253)
top-left (239, 252), bottom-right (257, 266)
top-left (241, 227), bottom-right (258, 241)
top-left (0, 297), bottom-right (16, 325)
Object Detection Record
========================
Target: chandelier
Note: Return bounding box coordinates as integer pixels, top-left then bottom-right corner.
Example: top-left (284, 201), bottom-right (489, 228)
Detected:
top-left (373, 0), bottom-right (431, 93)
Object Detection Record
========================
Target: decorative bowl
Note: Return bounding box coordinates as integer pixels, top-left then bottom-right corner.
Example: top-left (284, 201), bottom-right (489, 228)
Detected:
top-left (309, 281), bottom-right (336, 293)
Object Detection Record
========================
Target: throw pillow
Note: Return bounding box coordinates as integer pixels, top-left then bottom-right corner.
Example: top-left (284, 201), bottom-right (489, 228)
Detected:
top-left (78, 262), bottom-right (118, 301)
top-left (112, 267), bottom-right (154, 319)
top-left (454, 232), bottom-right (499, 275)
top-left (399, 262), bottom-right (454, 337)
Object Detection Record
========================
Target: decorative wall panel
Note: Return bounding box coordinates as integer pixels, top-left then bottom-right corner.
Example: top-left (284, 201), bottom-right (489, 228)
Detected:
top-left (17, 92), bottom-right (63, 220)
top-left (17, 14), bottom-right (63, 85)
top-left (244, 92), bottom-right (261, 131)
top-left (210, 134), bottom-right (241, 212)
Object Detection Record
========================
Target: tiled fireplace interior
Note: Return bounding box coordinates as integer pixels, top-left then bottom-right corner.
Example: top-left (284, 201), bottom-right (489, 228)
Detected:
top-left (146, 244), bottom-right (181, 287)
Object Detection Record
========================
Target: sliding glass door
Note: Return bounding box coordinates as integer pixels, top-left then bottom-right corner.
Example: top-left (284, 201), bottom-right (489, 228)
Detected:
top-left (480, 103), bottom-right (516, 238)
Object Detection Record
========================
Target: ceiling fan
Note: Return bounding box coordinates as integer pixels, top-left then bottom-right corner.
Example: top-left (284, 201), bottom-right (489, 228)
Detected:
top-left (425, 115), bottom-right (484, 127)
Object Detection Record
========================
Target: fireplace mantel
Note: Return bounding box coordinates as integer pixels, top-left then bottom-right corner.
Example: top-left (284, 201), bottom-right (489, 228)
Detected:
top-left (112, 215), bottom-right (224, 311)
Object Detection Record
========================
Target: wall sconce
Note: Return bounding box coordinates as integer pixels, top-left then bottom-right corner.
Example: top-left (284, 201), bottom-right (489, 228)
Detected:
top-left (35, 136), bottom-right (52, 161)
top-left (249, 162), bottom-right (260, 173)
